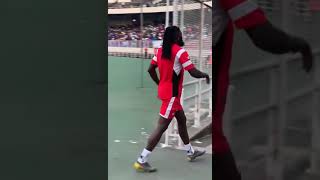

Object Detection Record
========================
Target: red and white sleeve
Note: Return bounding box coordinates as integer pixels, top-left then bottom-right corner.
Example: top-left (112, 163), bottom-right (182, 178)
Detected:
top-left (221, 0), bottom-right (267, 29)
top-left (179, 50), bottom-right (194, 71)
top-left (151, 48), bottom-right (158, 65)
top-left (151, 55), bottom-right (157, 65)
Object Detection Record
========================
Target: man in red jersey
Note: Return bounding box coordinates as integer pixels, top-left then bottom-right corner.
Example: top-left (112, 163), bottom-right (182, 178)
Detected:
top-left (133, 26), bottom-right (210, 172)
top-left (213, 0), bottom-right (313, 179)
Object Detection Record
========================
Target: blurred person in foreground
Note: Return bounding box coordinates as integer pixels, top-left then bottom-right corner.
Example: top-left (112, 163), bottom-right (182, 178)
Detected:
top-left (213, 0), bottom-right (314, 179)
top-left (133, 26), bottom-right (210, 172)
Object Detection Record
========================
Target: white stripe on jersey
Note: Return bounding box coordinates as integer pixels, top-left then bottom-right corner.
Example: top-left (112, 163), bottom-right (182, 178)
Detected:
top-left (228, 1), bottom-right (258, 21)
top-left (152, 56), bottom-right (157, 62)
top-left (173, 49), bottom-right (186, 75)
top-left (182, 60), bottom-right (192, 68)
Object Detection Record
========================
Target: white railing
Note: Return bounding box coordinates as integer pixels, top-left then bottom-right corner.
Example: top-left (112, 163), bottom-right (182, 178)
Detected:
top-left (183, 77), bottom-right (213, 127)
top-left (107, 39), bottom-right (211, 48)
top-left (225, 49), bottom-right (320, 179)
top-left (164, 77), bottom-right (212, 148)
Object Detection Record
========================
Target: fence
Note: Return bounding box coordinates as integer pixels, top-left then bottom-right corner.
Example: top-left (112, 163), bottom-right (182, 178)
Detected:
top-left (223, 0), bottom-right (320, 179)
top-left (162, 0), bottom-right (212, 148)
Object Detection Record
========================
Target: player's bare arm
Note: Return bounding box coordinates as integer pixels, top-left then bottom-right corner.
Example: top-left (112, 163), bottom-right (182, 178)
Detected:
top-left (148, 64), bottom-right (159, 85)
top-left (188, 67), bottom-right (210, 84)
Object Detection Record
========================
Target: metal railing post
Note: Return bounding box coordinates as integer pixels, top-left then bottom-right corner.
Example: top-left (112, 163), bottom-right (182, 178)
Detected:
top-left (180, 0), bottom-right (185, 36)
top-left (209, 88), bottom-right (212, 117)
top-left (165, 0), bottom-right (170, 28)
top-left (194, 2), bottom-right (205, 128)
top-left (224, 85), bottom-right (234, 142)
top-left (173, 0), bottom-right (178, 26)
top-left (193, 82), bottom-right (200, 127)
top-left (266, 67), bottom-right (278, 180)
top-left (311, 88), bottom-right (320, 174)
top-left (270, 1), bottom-right (290, 179)
top-left (310, 51), bottom-right (320, 174)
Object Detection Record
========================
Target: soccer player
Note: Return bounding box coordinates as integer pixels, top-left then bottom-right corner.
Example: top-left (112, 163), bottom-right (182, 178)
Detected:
top-left (133, 26), bottom-right (210, 172)
top-left (213, 0), bottom-right (313, 179)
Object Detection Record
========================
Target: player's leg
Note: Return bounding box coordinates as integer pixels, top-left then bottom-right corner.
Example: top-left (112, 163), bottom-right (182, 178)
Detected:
top-left (134, 116), bottom-right (171, 172)
top-left (174, 110), bottom-right (189, 144)
top-left (145, 116), bottom-right (171, 151)
top-left (175, 109), bottom-right (205, 161)
top-left (134, 99), bottom-right (173, 172)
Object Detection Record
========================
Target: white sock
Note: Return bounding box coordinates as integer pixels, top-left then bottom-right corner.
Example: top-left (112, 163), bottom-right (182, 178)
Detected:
top-left (137, 148), bottom-right (151, 163)
top-left (184, 143), bottom-right (194, 155)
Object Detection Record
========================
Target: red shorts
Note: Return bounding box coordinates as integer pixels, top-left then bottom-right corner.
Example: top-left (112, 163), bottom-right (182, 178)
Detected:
top-left (159, 97), bottom-right (183, 120)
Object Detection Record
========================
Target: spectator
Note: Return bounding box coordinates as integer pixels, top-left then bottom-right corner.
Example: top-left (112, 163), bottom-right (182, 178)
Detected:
top-left (108, 23), bottom-right (209, 41)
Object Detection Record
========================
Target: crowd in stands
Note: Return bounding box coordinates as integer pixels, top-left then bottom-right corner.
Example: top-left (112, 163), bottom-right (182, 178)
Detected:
top-left (108, 0), bottom-right (166, 9)
top-left (108, 23), bottom-right (210, 41)
top-left (108, 24), bottom-right (165, 41)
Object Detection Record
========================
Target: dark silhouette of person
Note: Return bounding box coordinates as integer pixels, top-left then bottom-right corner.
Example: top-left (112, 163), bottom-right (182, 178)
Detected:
top-left (213, 0), bottom-right (313, 179)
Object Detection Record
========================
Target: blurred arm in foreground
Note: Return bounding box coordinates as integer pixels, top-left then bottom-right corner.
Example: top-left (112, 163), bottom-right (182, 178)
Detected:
top-left (246, 21), bottom-right (313, 72)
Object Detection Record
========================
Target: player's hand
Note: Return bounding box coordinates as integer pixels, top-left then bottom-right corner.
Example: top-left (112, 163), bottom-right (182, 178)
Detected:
top-left (295, 37), bottom-right (313, 72)
top-left (300, 41), bottom-right (313, 73)
top-left (204, 74), bottom-right (210, 84)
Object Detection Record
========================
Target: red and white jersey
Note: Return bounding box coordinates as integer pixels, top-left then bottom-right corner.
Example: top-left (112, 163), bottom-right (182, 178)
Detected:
top-left (213, 0), bottom-right (267, 46)
top-left (151, 44), bottom-right (194, 100)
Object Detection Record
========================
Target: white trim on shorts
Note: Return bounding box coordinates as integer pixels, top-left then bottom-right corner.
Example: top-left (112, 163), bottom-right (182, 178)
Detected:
top-left (159, 97), bottom-right (176, 119)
